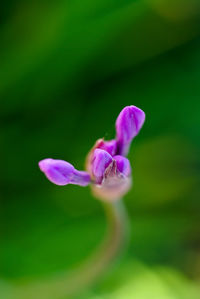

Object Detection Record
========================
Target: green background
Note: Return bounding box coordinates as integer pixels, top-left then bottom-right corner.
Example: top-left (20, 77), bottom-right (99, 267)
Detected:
top-left (1, 0), bottom-right (200, 298)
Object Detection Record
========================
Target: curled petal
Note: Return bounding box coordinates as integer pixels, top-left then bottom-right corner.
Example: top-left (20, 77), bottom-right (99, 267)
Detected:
top-left (39, 158), bottom-right (90, 186)
top-left (92, 149), bottom-right (113, 183)
top-left (113, 155), bottom-right (131, 177)
top-left (116, 105), bottom-right (145, 155)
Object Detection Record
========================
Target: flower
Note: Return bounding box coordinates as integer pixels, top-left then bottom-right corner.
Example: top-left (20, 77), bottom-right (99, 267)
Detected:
top-left (39, 105), bottom-right (145, 201)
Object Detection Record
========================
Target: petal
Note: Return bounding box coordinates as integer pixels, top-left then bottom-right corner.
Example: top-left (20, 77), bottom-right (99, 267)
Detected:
top-left (116, 105), bottom-right (145, 155)
top-left (113, 155), bottom-right (131, 177)
top-left (98, 139), bottom-right (117, 156)
top-left (92, 149), bottom-right (113, 183)
top-left (39, 159), bottom-right (74, 185)
top-left (71, 170), bottom-right (91, 186)
top-left (39, 158), bottom-right (90, 186)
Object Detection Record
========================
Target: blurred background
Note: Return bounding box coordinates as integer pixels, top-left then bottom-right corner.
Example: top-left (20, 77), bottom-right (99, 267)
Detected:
top-left (1, 0), bottom-right (200, 298)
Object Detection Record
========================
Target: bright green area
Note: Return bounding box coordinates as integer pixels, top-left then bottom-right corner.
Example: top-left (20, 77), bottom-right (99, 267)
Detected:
top-left (0, 0), bottom-right (200, 298)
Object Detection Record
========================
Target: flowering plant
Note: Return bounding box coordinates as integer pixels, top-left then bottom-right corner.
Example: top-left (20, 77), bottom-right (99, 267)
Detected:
top-left (38, 105), bottom-right (145, 297)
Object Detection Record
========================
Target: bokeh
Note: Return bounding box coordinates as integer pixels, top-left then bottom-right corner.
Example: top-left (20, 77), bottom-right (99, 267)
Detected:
top-left (1, 0), bottom-right (200, 298)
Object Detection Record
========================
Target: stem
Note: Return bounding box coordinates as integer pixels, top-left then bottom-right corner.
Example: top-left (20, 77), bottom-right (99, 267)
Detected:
top-left (14, 200), bottom-right (129, 299)
top-left (69, 199), bottom-right (130, 293)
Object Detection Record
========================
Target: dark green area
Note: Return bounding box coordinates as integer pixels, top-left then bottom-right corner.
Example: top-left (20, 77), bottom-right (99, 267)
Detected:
top-left (0, 0), bottom-right (200, 298)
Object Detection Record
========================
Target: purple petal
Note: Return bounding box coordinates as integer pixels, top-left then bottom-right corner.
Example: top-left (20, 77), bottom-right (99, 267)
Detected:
top-left (71, 170), bottom-right (91, 186)
top-left (92, 149), bottom-right (113, 183)
top-left (116, 105), bottom-right (145, 155)
top-left (113, 155), bottom-right (131, 177)
top-left (38, 158), bottom-right (90, 186)
top-left (98, 139), bottom-right (117, 156)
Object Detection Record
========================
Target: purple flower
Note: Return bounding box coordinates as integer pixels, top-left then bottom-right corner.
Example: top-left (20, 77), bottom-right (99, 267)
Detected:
top-left (39, 105), bottom-right (145, 201)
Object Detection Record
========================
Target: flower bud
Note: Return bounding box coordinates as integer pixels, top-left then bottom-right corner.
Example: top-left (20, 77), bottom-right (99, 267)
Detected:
top-left (116, 105), bottom-right (145, 155)
top-left (39, 158), bottom-right (90, 186)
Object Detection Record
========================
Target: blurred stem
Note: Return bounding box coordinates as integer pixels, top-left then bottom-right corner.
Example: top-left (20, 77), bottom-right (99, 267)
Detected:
top-left (14, 199), bottom-right (130, 299)
top-left (72, 199), bottom-right (130, 292)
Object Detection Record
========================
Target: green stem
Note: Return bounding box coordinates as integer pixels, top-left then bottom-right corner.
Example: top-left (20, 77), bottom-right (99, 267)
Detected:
top-left (13, 200), bottom-right (129, 299)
